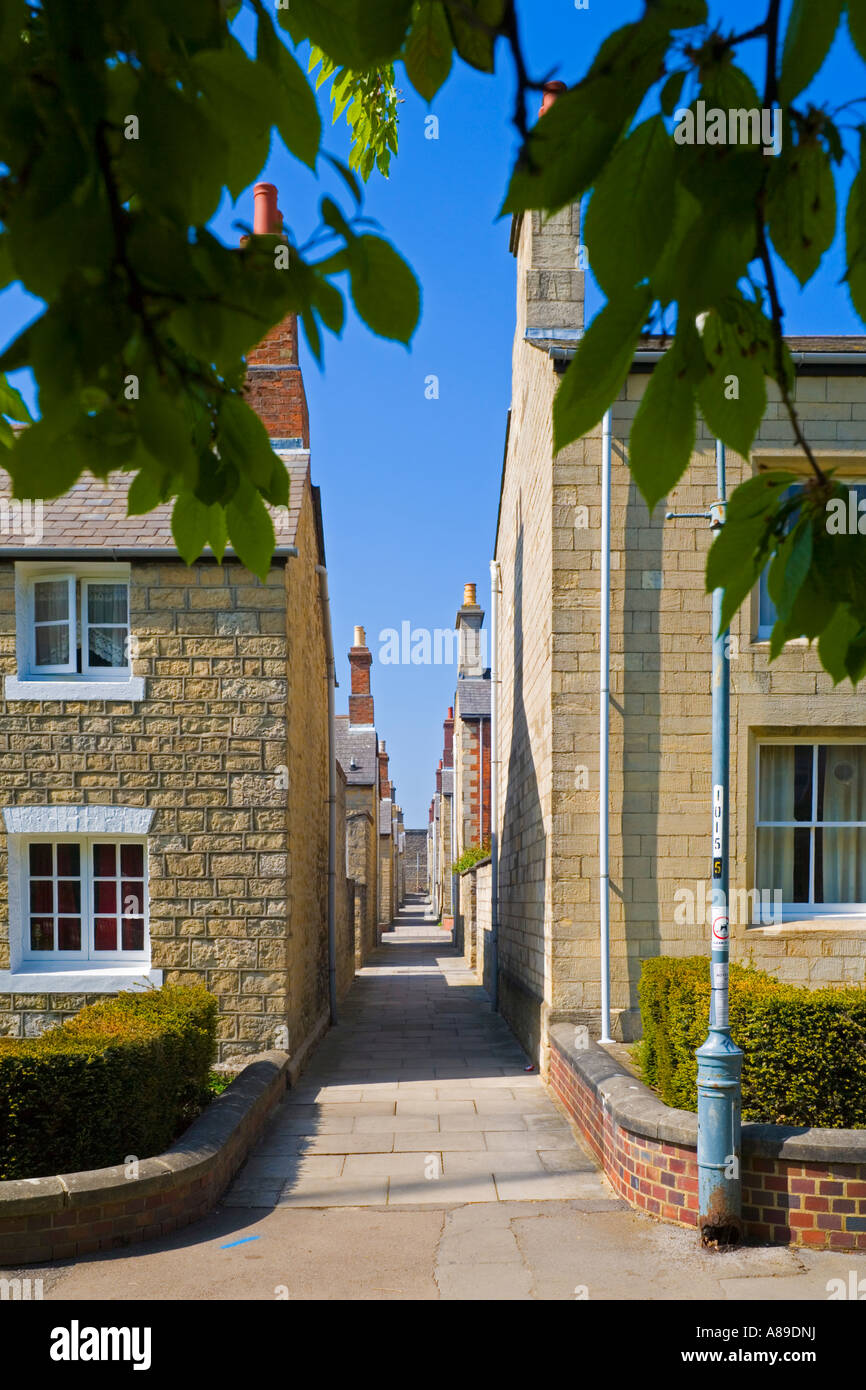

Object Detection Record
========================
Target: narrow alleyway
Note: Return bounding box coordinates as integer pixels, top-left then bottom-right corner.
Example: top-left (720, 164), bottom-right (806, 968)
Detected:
top-left (221, 894), bottom-right (605, 1207)
top-left (36, 896), bottom-right (866, 1299)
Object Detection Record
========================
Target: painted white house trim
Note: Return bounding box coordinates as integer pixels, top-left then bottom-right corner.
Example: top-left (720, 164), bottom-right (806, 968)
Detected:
top-left (2, 805), bottom-right (154, 835)
top-left (4, 675), bottom-right (145, 702)
top-left (0, 967), bottom-right (163, 994)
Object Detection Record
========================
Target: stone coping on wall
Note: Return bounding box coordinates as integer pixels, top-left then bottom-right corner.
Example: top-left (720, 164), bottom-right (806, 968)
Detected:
top-left (0, 1049), bottom-right (289, 1266)
top-left (549, 1025), bottom-right (866, 1250)
top-left (550, 1025), bottom-right (866, 1163)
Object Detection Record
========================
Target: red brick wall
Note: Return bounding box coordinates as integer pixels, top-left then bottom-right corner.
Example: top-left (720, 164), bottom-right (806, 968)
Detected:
top-left (245, 316), bottom-right (309, 445)
top-left (550, 1037), bottom-right (866, 1251)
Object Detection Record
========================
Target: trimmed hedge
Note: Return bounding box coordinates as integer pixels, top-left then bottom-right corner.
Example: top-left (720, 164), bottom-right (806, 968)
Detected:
top-left (0, 985), bottom-right (217, 1179)
top-left (637, 957), bottom-right (866, 1129)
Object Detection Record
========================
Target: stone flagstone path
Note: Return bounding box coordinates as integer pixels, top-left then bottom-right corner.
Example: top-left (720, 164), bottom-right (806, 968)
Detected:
top-left (224, 895), bottom-right (609, 1208)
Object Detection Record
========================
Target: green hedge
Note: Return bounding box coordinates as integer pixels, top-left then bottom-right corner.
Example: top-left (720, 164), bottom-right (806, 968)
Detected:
top-left (0, 985), bottom-right (217, 1180)
top-left (637, 957), bottom-right (866, 1128)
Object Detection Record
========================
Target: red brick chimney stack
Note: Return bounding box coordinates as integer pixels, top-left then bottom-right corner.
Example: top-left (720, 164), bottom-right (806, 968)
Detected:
top-left (443, 707), bottom-right (454, 769)
top-left (348, 625), bottom-right (374, 727)
top-left (243, 182), bottom-right (310, 447)
top-left (378, 740), bottom-right (391, 800)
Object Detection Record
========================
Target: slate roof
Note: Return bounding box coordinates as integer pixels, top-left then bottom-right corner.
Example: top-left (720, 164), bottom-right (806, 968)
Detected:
top-left (456, 676), bottom-right (491, 718)
top-left (335, 717), bottom-right (378, 786)
top-left (379, 798), bottom-right (392, 836)
top-left (441, 768), bottom-right (454, 795)
top-left (0, 455), bottom-right (310, 555)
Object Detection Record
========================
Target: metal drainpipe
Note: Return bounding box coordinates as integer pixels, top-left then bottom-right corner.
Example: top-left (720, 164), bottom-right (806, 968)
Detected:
top-left (599, 410), bottom-right (613, 1044)
top-left (315, 565), bottom-right (338, 1025)
top-left (489, 558), bottom-right (501, 1010)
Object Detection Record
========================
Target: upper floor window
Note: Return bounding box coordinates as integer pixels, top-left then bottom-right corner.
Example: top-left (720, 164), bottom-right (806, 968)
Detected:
top-left (27, 573), bottom-right (129, 678)
top-left (757, 479), bottom-right (866, 639)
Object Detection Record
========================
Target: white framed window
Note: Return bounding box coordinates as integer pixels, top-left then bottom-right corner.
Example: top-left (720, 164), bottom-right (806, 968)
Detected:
top-left (22, 836), bottom-right (148, 965)
top-left (757, 479), bottom-right (866, 639)
top-left (755, 741), bottom-right (866, 919)
top-left (6, 562), bottom-right (143, 701)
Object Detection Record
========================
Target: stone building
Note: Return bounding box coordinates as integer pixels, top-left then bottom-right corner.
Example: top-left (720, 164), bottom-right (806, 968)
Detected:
top-left (403, 828), bottom-right (428, 893)
top-left (494, 184), bottom-right (866, 1068)
top-left (0, 185), bottom-right (343, 1063)
top-left (335, 626), bottom-right (383, 960)
top-left (453, 583), bottom-right (491, 858)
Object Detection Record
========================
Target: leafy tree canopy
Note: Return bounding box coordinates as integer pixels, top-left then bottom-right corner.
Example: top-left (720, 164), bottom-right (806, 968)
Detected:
top-left (1, 0), bottom-right (865, 684)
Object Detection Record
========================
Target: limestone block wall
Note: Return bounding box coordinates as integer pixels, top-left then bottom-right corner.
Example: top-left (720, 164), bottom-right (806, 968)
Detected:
top-left (334, 763), bottom-right (355, 1001)
top-left (403, 830), bottom-right (427, 892)
top-left (0, 484), bottom-right (332, 1062)
top-left (346, 797), bottom-right (376, 961)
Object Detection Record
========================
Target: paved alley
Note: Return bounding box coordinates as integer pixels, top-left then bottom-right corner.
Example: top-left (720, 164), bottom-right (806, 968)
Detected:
top-left (32, 896), bottom-right (866, 1300)
top-left (222, 895), bottom-right (606, 1207)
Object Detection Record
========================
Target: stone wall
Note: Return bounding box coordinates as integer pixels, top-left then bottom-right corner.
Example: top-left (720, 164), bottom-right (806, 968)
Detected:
top-left (496, 200), bottom-right (866, 1065)
top-left (403, 830), bottom-right (428, 893)
top-left (346, 800), bottom-right (376, 961)
top-left (0, 477), bottom-right (333, 1064)
top-left (334, 762), bottom-right (355, 1001)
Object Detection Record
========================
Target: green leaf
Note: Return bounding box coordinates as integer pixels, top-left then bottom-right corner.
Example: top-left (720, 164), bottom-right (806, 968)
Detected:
top-left (552, 285), bottom-right (652, 453)
top-left (192, 41), bottom-right (283, 200)
top-left (172, 491), bottom-right (211, 565)
top-left (208, 503), bottom-right (228, 563)
top-left (227, 480), bottom-right (276, 582)
top-left (767, 138), bottom-right (836, 286)
top-left (0, 374), bottom-right (32, 423)
top-left (280, 0), bottom-right (413, 67)
top-left (649, 0), bottom-right (707, 23)
top-left (817, 604), bottom-right (862, 684)
top-left (218, 396), bottom-right (277, 488)
top-left (444, 0), bottom-right (505, 73)
top-left (660, 69), bottom-right (687, 116)
top-left (848, 0), bottom-right (866, 63)
top-left (628, 341), bottom-right (697, 512)
top-left (127, 470), bottom-right (164, 516)
top-left (779, 0), bottom-right (843, 104)
top-left (705, 472), bottom-right (796, 626)
top-left (584, 117), bottom-right (676, 294)
top-left (696, 310), bottom-right (767, 458)
top-left (845, 140), bottom-right (866, 320)
top-left (404, 1), bottom-right (453, 100)
top-left (348, 235), bottom-right (421, 342)
top-left (257, 11), bottom-right (322, 169)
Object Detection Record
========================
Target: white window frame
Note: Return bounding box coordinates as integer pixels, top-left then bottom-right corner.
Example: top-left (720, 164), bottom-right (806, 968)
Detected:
top-left (80, 577), bottom-right (130, 677)
top-left (6, 561), bottom-right (144, 702)
top-left (20, 834), bottom-right (149, 967)
top-left (754, 738), bottom-right (866, 920)
top-left (30, 573), bottom-right (77, 674)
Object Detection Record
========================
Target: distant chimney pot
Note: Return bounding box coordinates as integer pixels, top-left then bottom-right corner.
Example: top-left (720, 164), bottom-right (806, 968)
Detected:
top-left (379, 740), bottom-right (386, 754)
top-left (353, 625), bottom-right (366, 647)
top-left (448, 706), bottom-right (453, 719)
top-left (463, 582), bottom-right (477, 606)
top-left (539, 81), bottom-right (567, 118)
top-left (253, 182), bottom-right (282, 235)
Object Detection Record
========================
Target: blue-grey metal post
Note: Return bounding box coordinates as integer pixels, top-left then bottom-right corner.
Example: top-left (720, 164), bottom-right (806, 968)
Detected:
top-left (695, 438), bottom-right (743, 1244)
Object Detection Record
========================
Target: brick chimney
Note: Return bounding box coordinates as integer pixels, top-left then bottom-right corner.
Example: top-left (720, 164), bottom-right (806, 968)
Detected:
top-left (456, 582), bottom-right (485, 679)
top-left (378, 739), bottom-right (391, 799)
top-left (348, 625), bottom-right (374, 727)
top-left (443, 707), bottom-right (454, 768)
top-left (243, 183), bottom-right (310, 448)
top-left (436, 759), bottom-right (442, 794)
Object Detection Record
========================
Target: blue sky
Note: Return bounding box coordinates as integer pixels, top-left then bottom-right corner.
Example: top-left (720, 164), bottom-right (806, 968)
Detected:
top-left (1, 2), bottom-right (865, 824)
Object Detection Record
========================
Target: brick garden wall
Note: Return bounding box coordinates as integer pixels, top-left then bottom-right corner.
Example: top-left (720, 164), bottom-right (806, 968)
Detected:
top-left (549, 1027), bottom-right (866, 1252)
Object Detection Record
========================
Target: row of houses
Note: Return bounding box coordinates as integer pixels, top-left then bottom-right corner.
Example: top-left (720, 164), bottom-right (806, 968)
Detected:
top-left (429, 131), bottom-right (866, 1070)
top-left (0, 183), bottom-right (405, 1063)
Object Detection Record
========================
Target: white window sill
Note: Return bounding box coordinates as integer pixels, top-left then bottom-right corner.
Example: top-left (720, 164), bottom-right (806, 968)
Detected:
top-left (0, 966), bottom-right (163, 993)
top-left (4, 675), bottom-right (145, 702)
top-left (748, 917), bottom-right (866, 933)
